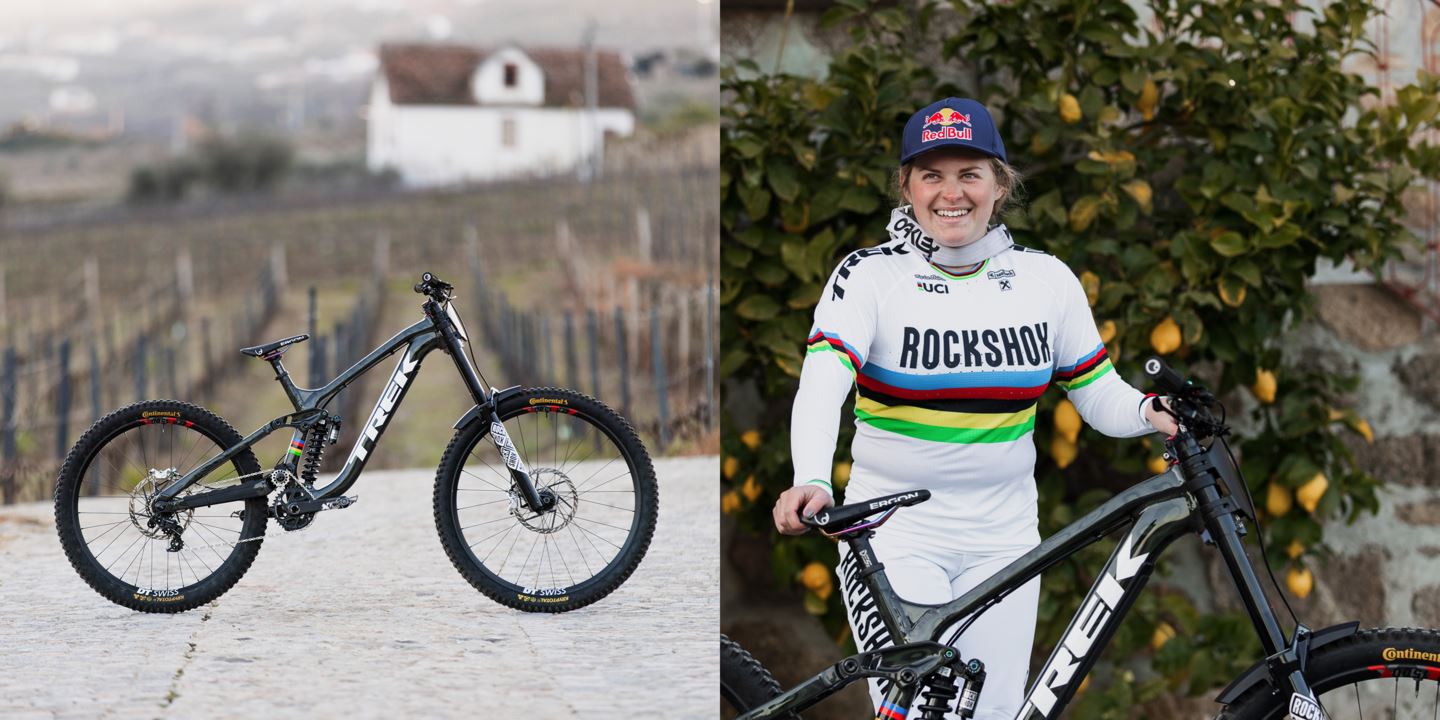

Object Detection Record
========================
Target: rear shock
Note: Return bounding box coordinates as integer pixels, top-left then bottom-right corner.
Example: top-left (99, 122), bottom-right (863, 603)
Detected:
top-left (915, 666), bottom-right (961, 719)
top-left (299, 415), bottom-right (340, 486)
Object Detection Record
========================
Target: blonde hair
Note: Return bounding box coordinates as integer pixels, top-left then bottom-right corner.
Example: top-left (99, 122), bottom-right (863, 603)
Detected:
top-left (894, 158), bottom-right (1024, 219)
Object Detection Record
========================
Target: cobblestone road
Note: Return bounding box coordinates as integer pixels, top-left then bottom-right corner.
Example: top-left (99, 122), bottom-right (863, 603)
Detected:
top-left (0, 457), bottom-right (716, 719)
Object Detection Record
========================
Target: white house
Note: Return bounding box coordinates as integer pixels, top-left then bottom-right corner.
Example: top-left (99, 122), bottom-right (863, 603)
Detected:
top-left (367, 44), bottom-right (637, 187)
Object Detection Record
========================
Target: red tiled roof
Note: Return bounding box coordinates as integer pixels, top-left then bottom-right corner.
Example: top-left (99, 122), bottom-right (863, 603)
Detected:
top-left (377, 43), bottom-right (636, 110)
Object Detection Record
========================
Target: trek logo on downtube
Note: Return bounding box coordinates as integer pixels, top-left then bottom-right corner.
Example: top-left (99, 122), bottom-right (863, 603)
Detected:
top-left (490, 421), bottom-right (528, 474)
top-left (343, 346), bottom-right (421, 469)
top-left (1019, 533), bottom-right (1150, 718)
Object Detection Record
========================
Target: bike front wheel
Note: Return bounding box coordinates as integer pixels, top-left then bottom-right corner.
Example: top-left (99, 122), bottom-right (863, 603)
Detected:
top-left (432, 387), bottom-right (658, 612)
top-left (722, 634), bottom-right (790, 718)
top-left (54, 400), bottom-right (268, 613)
top-left (1220, 627), bottom-right (1440, 720)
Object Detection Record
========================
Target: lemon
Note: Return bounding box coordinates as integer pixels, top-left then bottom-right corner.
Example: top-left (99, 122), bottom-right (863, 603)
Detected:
top-left (1077, 675), bottom-right (1091, 695)
top-left (1098, 320), bottom-right (1117, 344)
top-left (1353, 419), bottom-right (1374, 443)
top-left (1327, 408), bottom-right (1345, 422)
top-left (1286, 566), bottom-right (1314, 599)
top-left (1151, 621), bottom-right (1176, 650)
top-left (1147, 455), bottom-right (1169, 475)
top-left (1059, 93), bottom-right (1082, 124)
top-left (1218, 279), bottom-right (1247, 308)
top-left (1079, 271), bottom-right (1101, 306)
top-left (1054, 400), bottom-right (1082, 443)
top-left (1265, 482), bottom-right (1292, 516)
top-left (1251, 369), bottom-right (1277, 405)
top-left (1121, 179), bottom-right (1153, 215)
top-left (740, 429), bottom-right (762, 451)
top-left (722, 456), bottom-right (739, 480)
top-left (741, 474), bottom-right (762, 502)
top-left (799, 562), bottom-right (833, 601)
top-left (1150, 316), bottom-right (1181, 354)
top-left (1296, 472), bottom-right (1328, 513)
top-left (1138, 78), bottom-right (1159, 121)
top-left (721, 490), bottom-right (741, 514)
top-left (832, 461), bottom-right (852, 489)
top-left (1286, 539), bottom-right (1305, 559)
top-left (1051, 435), bottom-right (1077, 469)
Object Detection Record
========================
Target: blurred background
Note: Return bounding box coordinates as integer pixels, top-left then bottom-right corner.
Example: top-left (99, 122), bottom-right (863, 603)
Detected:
top-left (0, 0), bottom-right (721, 503)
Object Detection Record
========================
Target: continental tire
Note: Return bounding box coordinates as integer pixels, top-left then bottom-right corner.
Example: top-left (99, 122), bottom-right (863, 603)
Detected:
top-left (433, 387), bottom-right (658, 612)
top-left (1219, 627), bottom-right (1440, 720)
top-left (722, 634), bottom-right (794, 718)
top-left (54, 400), bottom-right (268, 613)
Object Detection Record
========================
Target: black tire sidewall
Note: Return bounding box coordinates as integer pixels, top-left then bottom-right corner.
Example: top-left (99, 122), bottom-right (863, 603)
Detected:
top-left (433, 387), bottom-right (658, 612)
top-left (1223, 627), bottom-right (1440, 719)
top-left (54, 399), bottom-right (267, 613)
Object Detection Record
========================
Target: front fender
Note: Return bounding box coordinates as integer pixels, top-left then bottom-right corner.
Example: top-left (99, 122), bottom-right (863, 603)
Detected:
top-left (1214, 621), bottom-right (1360, 705)
top-left (451, 385), bottom-right (524, 430)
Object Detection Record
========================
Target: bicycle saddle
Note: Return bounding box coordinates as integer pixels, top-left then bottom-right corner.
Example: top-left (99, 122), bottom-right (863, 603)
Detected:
top-left (239, 334), bottom-right (309, 359)
top-left (803, 489), bottom-right (931, 535)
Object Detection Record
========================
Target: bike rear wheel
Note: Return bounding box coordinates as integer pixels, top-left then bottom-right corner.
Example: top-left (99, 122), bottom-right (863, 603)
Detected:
top-left (1221, 627), bottom-right (1440, 720)
top-left (54, 400), bottom-right (268, 613)
top-left (433, 387), bottom-right (658, 612)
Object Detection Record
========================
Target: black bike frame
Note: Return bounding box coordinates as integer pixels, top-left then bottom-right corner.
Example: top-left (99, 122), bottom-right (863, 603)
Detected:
top-left (740, 433), bottom-right (1305, 720)
top-left (149, 297), bottom-right (537, 512)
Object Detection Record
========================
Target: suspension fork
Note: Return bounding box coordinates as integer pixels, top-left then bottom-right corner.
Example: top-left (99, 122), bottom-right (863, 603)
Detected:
top-left (435, 303), bottom-right (549, 513)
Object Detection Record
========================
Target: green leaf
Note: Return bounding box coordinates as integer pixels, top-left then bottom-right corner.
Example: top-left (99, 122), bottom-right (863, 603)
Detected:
top-left (738, 185), bottom-right (772, 221)
top-left (735, 294), bottom-right (782, 321)
top-left (767, 162), bottom-right (801, 203)
top-left (780, 236), bottom-right (814, 282)
top-left (839, 185), bottom-right (880, 213)
top-left (1210, 232), bottom-right (1248, 257)
top-left (753, 262), bottom-right (789, 287)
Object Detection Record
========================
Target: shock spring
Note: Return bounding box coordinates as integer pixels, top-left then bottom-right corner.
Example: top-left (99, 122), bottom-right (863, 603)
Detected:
top-left (916, 666), bottom-right (961, 720)
top-left (300, 422), bottom-right (328, 486)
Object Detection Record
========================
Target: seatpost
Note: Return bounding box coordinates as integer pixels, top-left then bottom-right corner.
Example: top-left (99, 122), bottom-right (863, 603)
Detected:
top-left (266, 358), bottom-right (304, 408)
top-left (847, 532), bottom-right (916, 644)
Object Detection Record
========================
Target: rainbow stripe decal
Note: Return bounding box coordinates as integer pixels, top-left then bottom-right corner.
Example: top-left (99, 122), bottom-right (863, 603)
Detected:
top-left (288, 438), bottom-right (305, 458)
top-left (806, 330), bottom-right (864, 376)
top-left (877, 700), bottom-right (907, 720)
top-left (854, 363), bottom-right (1050, 444)
top-left (1054, 344), bottom-right (1114, 390)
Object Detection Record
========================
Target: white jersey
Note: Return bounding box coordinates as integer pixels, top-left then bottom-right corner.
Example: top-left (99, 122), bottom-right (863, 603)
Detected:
top-left (791, 224), bottom-right (1154, 552)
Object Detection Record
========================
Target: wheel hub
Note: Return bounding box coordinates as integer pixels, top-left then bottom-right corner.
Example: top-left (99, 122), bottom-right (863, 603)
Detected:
top-left (511, 469), bottom-right (578, 534)
top-left (133, 469), bottom-right (191, 539)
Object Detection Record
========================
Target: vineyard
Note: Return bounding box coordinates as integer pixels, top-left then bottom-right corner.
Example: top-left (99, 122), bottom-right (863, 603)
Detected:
top-left (0, 130), bottom-right (718, 504)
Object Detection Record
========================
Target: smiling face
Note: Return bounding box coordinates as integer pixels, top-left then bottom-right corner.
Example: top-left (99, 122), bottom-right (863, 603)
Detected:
top-left (901, 147), bottom-right (1007, 248)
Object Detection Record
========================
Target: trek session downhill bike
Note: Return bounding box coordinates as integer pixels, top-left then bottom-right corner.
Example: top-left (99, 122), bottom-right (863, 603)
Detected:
top-left (722, 357), bottom-right (1440, 719)
top-left (55, 272), bottom-right (658, 614)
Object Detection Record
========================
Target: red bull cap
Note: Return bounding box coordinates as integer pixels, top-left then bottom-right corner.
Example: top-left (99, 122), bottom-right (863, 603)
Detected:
top-left (901, 97), bottom-right (1006, 165)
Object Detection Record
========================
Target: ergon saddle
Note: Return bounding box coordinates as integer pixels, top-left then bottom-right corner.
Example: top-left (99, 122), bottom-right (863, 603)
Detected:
top-left (802, 489), bottom-right (931, 537)
top-left (239, 334), bottom-right (309, 360)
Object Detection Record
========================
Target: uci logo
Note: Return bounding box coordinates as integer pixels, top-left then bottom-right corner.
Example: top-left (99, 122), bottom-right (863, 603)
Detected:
top-left (917, 282), bottom-right (949, 295)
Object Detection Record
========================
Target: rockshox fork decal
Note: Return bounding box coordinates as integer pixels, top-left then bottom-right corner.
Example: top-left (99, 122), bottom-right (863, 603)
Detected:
top-left (489, 420), bottom-right (529, 474)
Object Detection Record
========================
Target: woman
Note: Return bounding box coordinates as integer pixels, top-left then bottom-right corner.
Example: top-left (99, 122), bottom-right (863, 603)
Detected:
top-left (772, 97), bottom-right (1178, 719)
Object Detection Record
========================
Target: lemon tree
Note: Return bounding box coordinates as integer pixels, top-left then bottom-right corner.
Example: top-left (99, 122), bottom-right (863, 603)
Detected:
top-left (723, 0), bottom-right (1440, 710)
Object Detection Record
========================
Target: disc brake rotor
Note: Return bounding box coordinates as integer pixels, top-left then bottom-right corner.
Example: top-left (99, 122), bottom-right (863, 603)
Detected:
top-left (131, 469), bottom-right (192, 539)
top-left (510, 468), bottom-right (578, 534)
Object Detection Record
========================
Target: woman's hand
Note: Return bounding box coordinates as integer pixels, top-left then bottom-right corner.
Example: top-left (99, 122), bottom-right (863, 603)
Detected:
top-left (773, 484), bottom-right (836, 535)
top-left (1146, 396), bottom-right (1181, 437)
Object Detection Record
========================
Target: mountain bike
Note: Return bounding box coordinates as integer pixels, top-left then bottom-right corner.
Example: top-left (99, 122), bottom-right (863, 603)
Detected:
top-left (722, 357), bottom-right (1440, 719)
top-left (55, 272), bottom-right (658, 614)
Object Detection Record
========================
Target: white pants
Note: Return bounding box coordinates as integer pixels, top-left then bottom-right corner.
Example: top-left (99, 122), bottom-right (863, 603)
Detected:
top-left (838, 534), bottom-right (1040, 720)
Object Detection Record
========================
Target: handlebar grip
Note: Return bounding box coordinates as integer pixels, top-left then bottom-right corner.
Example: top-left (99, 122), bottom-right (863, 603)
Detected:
top-left (413, 283), bottom-right (426, 294)
top-left (1143, 356), bottom-right (1189, 395)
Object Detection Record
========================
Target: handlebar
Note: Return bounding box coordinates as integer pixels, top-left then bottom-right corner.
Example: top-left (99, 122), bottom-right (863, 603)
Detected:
top-left (414, 272), bottom-right (454, 301)
top-left (1142, 356), bottom-right (1225, 440)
